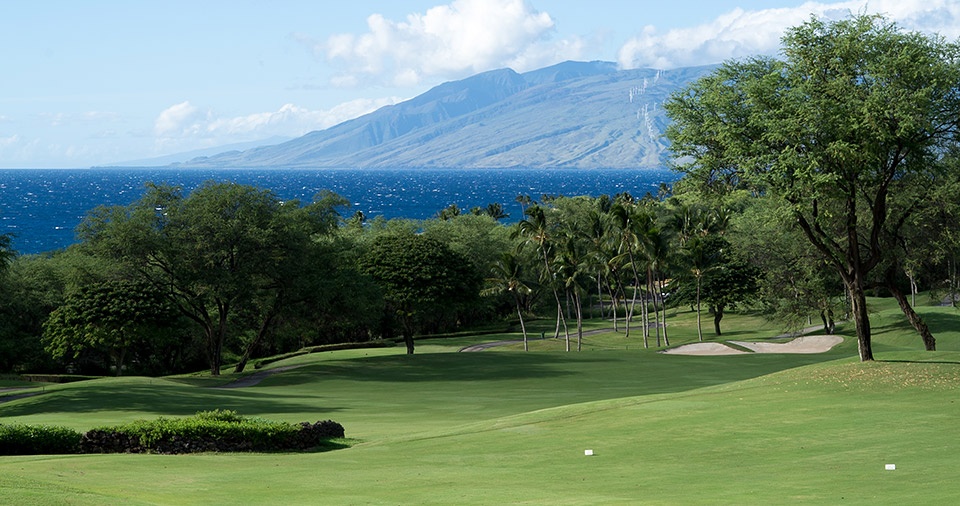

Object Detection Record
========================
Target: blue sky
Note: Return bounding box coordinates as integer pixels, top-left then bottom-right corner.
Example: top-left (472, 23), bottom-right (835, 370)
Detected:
top-left (1, 0), bottom-right (957, 168)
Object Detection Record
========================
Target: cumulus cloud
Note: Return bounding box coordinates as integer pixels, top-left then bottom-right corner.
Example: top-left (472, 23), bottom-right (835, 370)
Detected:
top-left (618, 0), bottom-right (960, 69)
top-left (0, 134), bottom-right (20, 148)
top-left (154, 101), bottom-right (209, 137)
top-left (313, 0), bottom-right (583, 87)
top-left (152, 97), bottom-right (402, 150)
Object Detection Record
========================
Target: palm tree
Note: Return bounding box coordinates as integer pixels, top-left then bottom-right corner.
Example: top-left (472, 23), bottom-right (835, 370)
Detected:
top-left (482, 252), bottom-right (533, 350)
top-left (609, 202), bottom-right (647, 346)
top-left (515, 194), bottom-right (532, 217)
top-left (641, 222), bottom-right (671, 347)
top-left (514, 205), bottom-right (570, 348)
top-left (483, 202), bottom-right (510, 221)
top-left (436, 203), bottom-right (462, 221)
top-left (682, 235), bottom-right (719, 341)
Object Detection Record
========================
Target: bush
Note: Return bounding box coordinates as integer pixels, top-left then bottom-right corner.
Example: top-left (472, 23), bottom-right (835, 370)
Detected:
top-left (0, 423), bottom-right (82, 455)
top-left (80, 410), bottom-right (345, 454)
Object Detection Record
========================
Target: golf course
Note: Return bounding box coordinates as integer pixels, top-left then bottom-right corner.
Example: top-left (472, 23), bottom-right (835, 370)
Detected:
top-left (1, 296), bottom-right (958, 505)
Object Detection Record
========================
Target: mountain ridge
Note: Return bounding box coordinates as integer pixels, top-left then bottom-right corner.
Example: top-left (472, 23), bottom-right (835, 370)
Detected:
top-left (171, 61), bottom-right (716, 170)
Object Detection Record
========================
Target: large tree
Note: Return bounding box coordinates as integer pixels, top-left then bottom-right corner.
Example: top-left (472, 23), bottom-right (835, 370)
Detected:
top-left (79, 182), bottom-right (346, 375)
top-left (42, 279), bottom-right (179, 376)
top-left (358, 232), bottom-right (480, 354)
top-left (665, 14), bottom-right (960, 361)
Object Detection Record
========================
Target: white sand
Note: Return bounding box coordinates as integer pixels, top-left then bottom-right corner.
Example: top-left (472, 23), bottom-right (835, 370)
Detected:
top-left (662, 335), bottom-right (842, 356)
top-left (661, 342), bottom-right (747, 355)
top-left (730, 335), bottom-right (843, 354)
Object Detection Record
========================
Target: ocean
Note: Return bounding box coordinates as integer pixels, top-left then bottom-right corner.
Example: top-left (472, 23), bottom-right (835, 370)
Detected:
top-left (0, 167), bottom-right (677, 255)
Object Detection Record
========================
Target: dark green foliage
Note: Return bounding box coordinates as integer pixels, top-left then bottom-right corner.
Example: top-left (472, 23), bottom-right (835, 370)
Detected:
top-left (665, 14), bottom-right (960, 360)
top-left (42, 279), bottom-right (181, 376)
top-left (78, 182), bottom-right (350, 375)
top-left (0, 423), bottom-right (82, 455)
top-left (359, 231), bottom-right (482, 353)
top-left (80, 410), bottom-right (345, 454)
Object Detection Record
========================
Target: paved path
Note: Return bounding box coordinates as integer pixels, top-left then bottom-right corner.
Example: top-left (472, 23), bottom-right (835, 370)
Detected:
top-left (0, 389), bottom-right (43, 404)
top-left (214, 365), bottom-right (305, 389)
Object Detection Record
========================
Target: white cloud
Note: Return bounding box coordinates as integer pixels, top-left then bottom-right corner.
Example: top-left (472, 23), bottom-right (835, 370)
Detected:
top-left (0, 134), bottom-right (20, 148)
top-left (205, 98), bottom-right (403, 136)
top-left (617, 0), bottom-right (960, 69)
top-left (315, 0), bottom-right (582, 87)
top-left (152, 97), bottom-right (402, 151)
top-left (154, 101), bottom-right (208, 137)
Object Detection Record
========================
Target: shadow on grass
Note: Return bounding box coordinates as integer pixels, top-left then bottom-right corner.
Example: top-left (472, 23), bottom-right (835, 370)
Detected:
top-left (271, 352), bottom-right (592, 385)
top-left (878, 359), bottom-right (960, 365)
top-left (0, 381), bottom-right (343, 419)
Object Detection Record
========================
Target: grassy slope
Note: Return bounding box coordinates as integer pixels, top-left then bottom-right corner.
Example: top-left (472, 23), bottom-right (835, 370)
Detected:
top-left (0, 297), bottom-right (958, 505)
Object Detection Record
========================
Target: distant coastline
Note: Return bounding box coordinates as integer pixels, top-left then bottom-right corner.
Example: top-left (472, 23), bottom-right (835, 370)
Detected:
top-left (0, 167), bottom-right (676, 255)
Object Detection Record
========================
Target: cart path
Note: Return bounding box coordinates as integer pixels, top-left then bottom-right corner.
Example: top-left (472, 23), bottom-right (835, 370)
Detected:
top-left (214, 365), bottom-right (305, 389)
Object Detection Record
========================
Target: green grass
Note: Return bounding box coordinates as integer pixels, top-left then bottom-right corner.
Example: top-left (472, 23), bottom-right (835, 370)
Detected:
top-left (0, 298), bottom-right (958, 504)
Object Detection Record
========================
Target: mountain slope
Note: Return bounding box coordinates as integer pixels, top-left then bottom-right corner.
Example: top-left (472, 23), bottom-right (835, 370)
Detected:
top-left (180, 61), bottom-right (716, 169)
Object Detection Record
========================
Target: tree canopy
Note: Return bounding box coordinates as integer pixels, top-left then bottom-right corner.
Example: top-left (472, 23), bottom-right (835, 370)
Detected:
top-left (665, 14), bottom-right (960, 361)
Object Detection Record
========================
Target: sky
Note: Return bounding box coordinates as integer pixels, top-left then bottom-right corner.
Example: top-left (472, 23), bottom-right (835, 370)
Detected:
top-left (2, 0), bottom-right (959, 168)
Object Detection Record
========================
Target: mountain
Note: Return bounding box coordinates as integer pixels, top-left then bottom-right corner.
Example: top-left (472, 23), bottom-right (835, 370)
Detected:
top-left (176, 61), bottom-right (717, 169)
top-left (107, 136), bottom-right (292, 167)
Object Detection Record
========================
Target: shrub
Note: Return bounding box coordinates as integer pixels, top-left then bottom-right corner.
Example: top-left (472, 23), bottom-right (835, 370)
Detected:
top-left (0, 424), bottom-right (82, 455)
top-left (80, 411), bottom-right (345, 454)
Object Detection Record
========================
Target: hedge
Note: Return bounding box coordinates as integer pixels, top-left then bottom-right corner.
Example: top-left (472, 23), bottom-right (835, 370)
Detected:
top-left (0, 410), bottom-right (345, 455)
top-left (0, 423), bottom-right (82, 455)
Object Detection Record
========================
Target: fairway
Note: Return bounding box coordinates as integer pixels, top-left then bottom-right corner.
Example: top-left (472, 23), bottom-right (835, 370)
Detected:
top-left (1, 303), bottom-right (959, 505)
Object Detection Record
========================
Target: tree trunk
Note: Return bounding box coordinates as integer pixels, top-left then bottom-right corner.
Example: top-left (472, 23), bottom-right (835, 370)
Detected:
top-left (658, 275), bottom-right (669, 347)
top-left (886, 270), bottom-right (936, 351)
top-left (597, 276), bottom-right (604, 320)
top-left (553, 305), bottom-right (562, 339)
top-left (713, 303), bottom-right (724, 336)
top-left (641, 269), bottom-right (650, 344)
top-left (115, 346), bottom-right (127, 377)
top-left (575, 291), bottom-right (583, 352)
top-left (235, 306), bottom-right (279, 373)
top-left (908, 270), bottom-right (917, 308)
top-left (848, 281), bottom-right (874, 361)
top-left (516, 299), bottom-right (528, 352)
top-left (609, 282), bottom-right (619, 332)
top-left (819, 308), bottom-right (835, 334)
top-left (695, 275), bottom-right (703, 342)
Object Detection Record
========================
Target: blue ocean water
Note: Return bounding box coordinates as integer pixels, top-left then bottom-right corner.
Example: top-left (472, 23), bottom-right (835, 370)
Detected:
top-left (0, 168), bottom-right (677, 255)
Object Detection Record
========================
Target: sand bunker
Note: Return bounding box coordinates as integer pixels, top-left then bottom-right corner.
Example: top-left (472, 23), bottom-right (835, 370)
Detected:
top-left (662, 335), bottom-right (842, 356)
top-left (661, 342), bottom-right (748, 356)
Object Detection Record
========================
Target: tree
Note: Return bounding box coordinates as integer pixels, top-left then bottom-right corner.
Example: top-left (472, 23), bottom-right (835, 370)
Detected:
top-left (665, 14), bottom-right (960, 361)
top-left (680, 235), bottom-right (721, 341)
top-left (359, 232), bottom-right (480, 354)
top-left (482, 252), bottom-right (534, 350)
top-left (42, 279), bottom-right (179, 375)
top-left (79, 182), bottom-right (346, 375)
top-left (696, 238), bottom-right (761, 336)
top-left (729, 198), bottom-right (843, 335)
top-left (471, 202), bottom-right (510, 221)
top-left (514, 205), bottom-right (570, 349)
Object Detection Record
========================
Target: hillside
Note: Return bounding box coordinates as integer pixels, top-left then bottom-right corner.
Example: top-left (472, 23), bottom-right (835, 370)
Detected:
top-left (177, 61), bottom-right (716, 169)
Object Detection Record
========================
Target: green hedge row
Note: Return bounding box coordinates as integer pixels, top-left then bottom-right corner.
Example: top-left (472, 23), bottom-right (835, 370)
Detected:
top-left (0, 423), bottom-right (82, 455)
top-left (0, 410), bottom-right (345, 455)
